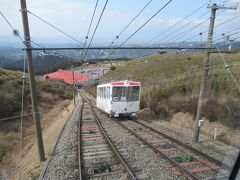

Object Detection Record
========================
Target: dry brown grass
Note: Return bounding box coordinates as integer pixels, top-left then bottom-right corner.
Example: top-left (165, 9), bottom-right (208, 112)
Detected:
top-left (1, 98), bottom-right (76, 180)
top-left (153, 112), bottom-right (240, 152)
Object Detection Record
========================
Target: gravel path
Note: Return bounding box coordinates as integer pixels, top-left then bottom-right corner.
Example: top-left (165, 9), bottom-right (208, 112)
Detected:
top-left (40, 100), bottom-right (82, 180)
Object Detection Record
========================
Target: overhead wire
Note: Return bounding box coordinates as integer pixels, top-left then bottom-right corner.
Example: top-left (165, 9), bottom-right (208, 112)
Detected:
top-left (83, 0), bottom-right (109, 60)
top-left (165, 17), bottom-right (211, 44)
top-left (214, 30), bottom-right (240, 42)
top-left (161, 10), bottom-right (227, 44)
top-left (26, 10), bottom-right (84, 46)
top-left (110, 0), bottom-right (153, 45)
top-left (19, 50), bottom-right (26, 180)
top-left (216, 46), bottom-right (240, 92)
top-left (108, 0), bottom-right (173, 59)
top-left (148, 10), bottom-right (210, 46)
top-left (0, 11), bottom-right (25, 46)
top-left (145, 1), bottom-right (209, 46)
top-left (182, 3), bottom-right (240, 43)
top-left (214, 26), bottom-right (240, 39)
top-left (215, 13), bottom-right (240, 29)
top-left (0, 105), bottom-right (65, 122)
top-left (154, 0), bottom-right (230, 44)
top-left (83, 0), bottom-right (99, 49)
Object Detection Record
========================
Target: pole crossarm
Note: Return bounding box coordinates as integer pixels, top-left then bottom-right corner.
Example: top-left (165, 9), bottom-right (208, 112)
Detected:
top-left (25, 46), bottom-right (216, 51)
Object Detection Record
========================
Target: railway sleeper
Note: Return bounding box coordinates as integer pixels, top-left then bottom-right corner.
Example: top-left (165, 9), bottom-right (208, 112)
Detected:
top-left (83, 150), bottom-right (114, 156)
top-left (174, 165), bottom-right (221, 176)
top-left (83, 154), bottom-right (113, 160)
top-left (87, 170), bottom-right (122, 179)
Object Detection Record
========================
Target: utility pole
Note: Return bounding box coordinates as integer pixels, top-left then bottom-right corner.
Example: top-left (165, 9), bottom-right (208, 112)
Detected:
top-left (193, 3), bottom-right (237, 142)
top-left (20, 0), bottom-right (45, 161)
top-left (72, 65), bottom-right (76, 106)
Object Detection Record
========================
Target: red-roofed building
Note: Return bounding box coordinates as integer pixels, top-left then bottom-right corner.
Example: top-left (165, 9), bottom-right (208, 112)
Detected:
top-left (43, 70), bottom-right (89, 85)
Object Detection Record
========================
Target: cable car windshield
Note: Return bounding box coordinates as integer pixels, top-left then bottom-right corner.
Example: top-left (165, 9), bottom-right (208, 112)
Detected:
top-left (112, 87), bottom-right (127, 101)
top-left (127, 86), bottom-right (140, 101)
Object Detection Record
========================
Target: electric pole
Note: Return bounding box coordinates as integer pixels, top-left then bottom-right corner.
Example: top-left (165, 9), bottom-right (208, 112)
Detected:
top-left (20, 0), bottom-right (45, 161)
top-left (193, 3), bottom-right (237, 142)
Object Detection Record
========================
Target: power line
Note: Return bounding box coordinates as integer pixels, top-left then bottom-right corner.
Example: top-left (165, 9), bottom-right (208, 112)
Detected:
top-left (108, 0), bottom-right (173, 58)
top-left (110, 0), bottom-right (153, 45)
top-left (150, 10), bottom-right (210, 45)
top-left (83, 0), bottom-right (109, 60)
top-left (83, 0), bottom-right (99, 48)
top-left (214, 26), bottom-right (240, 39)
top-left (26, 10), bottom-right (84, 46)
top-left (215, 34), bottom-right (240, 46)
top-left (164, 16), bottom-right (210, 44)
top-left (31, 40), bottom-right (45, 48)
top-left (19, 50), bottom-right (26, 179)
top-left (0, 11), bottom-right (25, 46)
top-left (179, 1), bottom-right (231, 44)
top-left (152, 1), bottom-right (239, 45)
top-left (162, 10), bottom-right (226, 44)
top-left (214, 29), bottom-right (240, 42)
top-left (0, 104), bottom-right (66, 122)
top-left (182, 9), bottom-right (240, 43)
top-left (215, 14), bottom-right (240, 29)
top-left (216, 46), bottom-right (240, 92)
top-left (146, 1), bottom-right (208, 46)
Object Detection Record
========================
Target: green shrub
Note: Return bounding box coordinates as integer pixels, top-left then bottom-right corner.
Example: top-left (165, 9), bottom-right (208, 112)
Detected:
top-left (110, 66), bottom-right (116, 71)
top-left (0, 92), bottom-right (21, 118)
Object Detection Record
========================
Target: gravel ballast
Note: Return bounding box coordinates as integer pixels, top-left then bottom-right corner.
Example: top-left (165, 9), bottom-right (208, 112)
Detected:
top-left (96, 111), bottom-right (177, 180)
top-left (41, 100), bottom-right (82, 180)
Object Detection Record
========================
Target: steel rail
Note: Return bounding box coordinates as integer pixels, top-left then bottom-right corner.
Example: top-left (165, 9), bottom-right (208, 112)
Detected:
top-left (111, 118), bottom-right (199, 180)
top-left (135, 120), bottom-right (232, 171)
top-left (80, 91), bottom-right (137, 180)
top-left (78, 97), bottom-right (84, 180)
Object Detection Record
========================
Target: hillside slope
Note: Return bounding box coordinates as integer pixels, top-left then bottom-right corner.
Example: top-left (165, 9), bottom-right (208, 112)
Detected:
top-left (103, 52), bottom-right (240, 128)
top-left (0, 68), bottom-right (73, 168)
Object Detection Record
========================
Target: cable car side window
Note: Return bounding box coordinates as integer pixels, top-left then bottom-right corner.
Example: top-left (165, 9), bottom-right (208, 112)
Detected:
top-left (107, 86), bottom-right (110, 99)
top-left (112, 87), bottom-right (126, 101)
top-left (104, 87), bottom-right (106, 99)
top-left (128, 86), bottom-right (140, 101)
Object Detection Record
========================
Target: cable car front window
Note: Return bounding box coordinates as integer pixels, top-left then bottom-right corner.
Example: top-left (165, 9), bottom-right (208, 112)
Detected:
top-left (112, 87), bottom-right (126, 101)
top-left (127, 86), bottom-right (140, 101)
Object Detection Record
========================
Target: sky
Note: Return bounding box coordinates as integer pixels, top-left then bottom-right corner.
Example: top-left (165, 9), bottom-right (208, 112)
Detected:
top-left (0, 0), bottom-right (239, 46)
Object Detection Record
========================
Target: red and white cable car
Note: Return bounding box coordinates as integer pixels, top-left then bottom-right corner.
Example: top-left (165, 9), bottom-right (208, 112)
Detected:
top-left (96, 80), bottom-right (141, 117)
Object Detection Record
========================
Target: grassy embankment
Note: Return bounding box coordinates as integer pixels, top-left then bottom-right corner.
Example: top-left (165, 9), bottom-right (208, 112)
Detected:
top-left (0, 68), bottom-right (73, 178)
top-left (87, 52), bottom-right (240, 131)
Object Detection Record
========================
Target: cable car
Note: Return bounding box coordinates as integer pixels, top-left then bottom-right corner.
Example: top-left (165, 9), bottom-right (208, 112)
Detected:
top-left (96, 80), bottom-right (141, 117)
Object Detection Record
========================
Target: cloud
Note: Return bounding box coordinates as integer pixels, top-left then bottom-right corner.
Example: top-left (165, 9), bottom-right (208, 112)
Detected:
top-left (1, 0), bottom-right (239, 44)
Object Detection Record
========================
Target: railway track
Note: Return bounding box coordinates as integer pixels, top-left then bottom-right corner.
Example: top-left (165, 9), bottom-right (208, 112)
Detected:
top-left (82, 91), bottom-right (232, 179)
top-left (113, 119), bottom-right (232, 180)
top-left (79, 93), bottom-right (137, 179)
